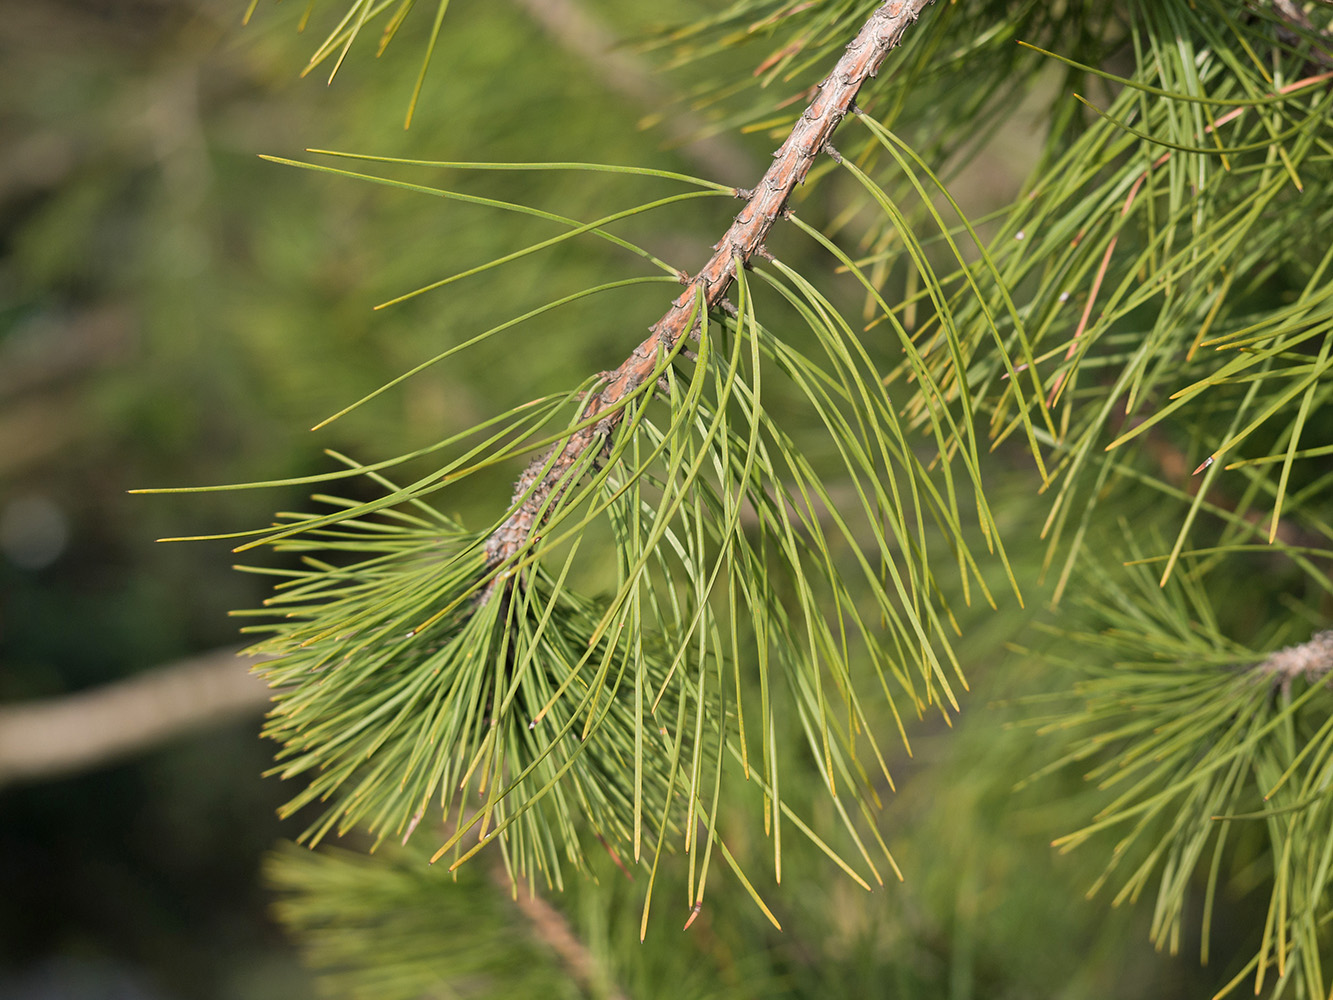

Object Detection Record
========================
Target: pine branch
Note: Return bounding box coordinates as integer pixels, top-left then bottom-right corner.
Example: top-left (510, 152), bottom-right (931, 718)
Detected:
top-left (1271, 0), bottom-right (1333, 65)
top-left (1262, 629), bottom-right (1333, 692)
top-left (483, 0), bottom-right (935, 583)
top-left (0, 647), bottom-right (273, 786)
top-left (498, 868), bottom-right (629, 1000)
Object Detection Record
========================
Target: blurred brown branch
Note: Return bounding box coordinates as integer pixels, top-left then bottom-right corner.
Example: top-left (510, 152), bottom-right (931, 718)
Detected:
top-left (498, 870), bottom-right (630, 1000)
top-left (0, 647), bottom-right (272, 787)
top-left (1271, 0), bottom-right (1333, 66)
top-left (508, 0), bottom-right (755, 183)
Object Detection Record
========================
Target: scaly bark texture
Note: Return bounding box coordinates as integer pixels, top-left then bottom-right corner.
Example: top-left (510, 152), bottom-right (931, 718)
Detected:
top-left (1264, 630), bottom-right (1333, 690)
top-left (484, 0), bottom-right (935, 578)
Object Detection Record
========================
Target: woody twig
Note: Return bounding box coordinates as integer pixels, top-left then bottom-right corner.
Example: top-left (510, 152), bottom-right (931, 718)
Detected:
top-left (1262, 629), bottom-right (1333, 695)
top-left (482, 0), bottom-right (935, 586)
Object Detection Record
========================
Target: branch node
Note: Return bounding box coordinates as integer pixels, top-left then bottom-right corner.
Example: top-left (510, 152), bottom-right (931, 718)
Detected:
top-left (1262, 630), bottom-right (1333, 695)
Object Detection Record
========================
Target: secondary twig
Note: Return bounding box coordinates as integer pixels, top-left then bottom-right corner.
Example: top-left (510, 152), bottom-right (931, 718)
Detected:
top-left (0, 647), bottom-right (273, 787)
top-left (483, 0), bottom-right (935, 584)
top-left (494, 868), bottom-right (630, 1000)
top-left (1270, 0), bottom-right (1333, 67)
top-left (1262, 629), bottom-right (1333, 694)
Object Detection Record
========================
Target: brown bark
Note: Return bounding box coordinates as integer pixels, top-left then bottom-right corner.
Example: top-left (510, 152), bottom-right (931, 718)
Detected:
top-left (1263, 630), bottom-right (1333, 691)
top-left (0, 648), bottom-right (272, 786)
top-left (484, 0), bottom-right (935, 580)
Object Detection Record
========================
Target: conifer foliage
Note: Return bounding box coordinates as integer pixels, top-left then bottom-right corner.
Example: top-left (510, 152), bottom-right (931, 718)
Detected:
top-left (163, 0), bottom-right (1333, 995)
